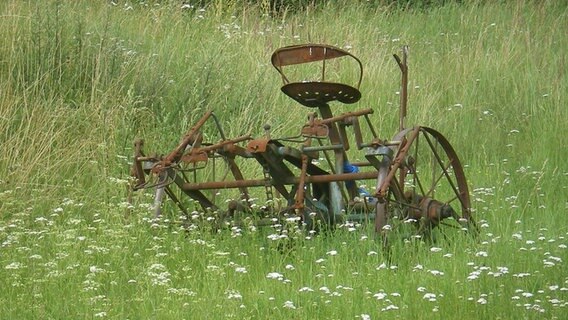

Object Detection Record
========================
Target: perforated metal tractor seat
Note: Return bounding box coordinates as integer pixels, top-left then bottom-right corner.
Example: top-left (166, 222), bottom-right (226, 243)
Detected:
top-left (271, 44), bottom-right (363, 108)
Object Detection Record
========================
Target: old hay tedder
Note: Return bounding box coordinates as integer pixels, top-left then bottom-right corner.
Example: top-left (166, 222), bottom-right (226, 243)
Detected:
top-left (130, 44), bottom-right (477, 243)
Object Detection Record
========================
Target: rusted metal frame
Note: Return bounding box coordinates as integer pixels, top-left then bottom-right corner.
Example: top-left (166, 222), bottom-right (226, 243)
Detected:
top-left (421, 127), bottom-right (471, 220)
top-left (297, 150), bottom-right (312, 213)
top-left (225, 156), bottom-right (251, 205)
top-left (359, 140), bottom-right (402, 149)
top-left (311, 108), bottom-right (376, 152)
top-left (376, 126), bottom-right (421, 199)
top-left (253, 143), bottom-right (295, 199)
top-left (153, 186), bottom-right (166, 217)
top-left (363, 114), bottom-right (379, 139)
top-left (144, 169), bottom-right (174, 190)
top-left (134, 155), bottom-right (159, 162)
top-left (132, 139), bottom-right (146, 188)
top-left (182, 170), bottom-right (378, 191)
top-left (424, 160), bottom-right (454, 200)
top-left (301, 124), bottom-right (329, 139)
top-left (180, 134), bottom-right (251, 165)
top-left (302, 144), bottom-right (344, 152)
top-left (221, 144), bottom-right (254, 158)
top-left (318, 103), bottom-right (349, 210)
top-left (443, 193), bottom-right (461, 208)
top-left (317, 108), bottom-right (373, 126)
top-left (295, 147), bottom-right (311, 213)
top-left (421, 129), bottom-right (468, 214)
top-left (388, 171), bottom-right (407, 204)
top-left (272, 51), bottom-right (290, 84)
top-left (408, 130), bottom-right (420, 195)
top-left (275, 144), bottom-right (329, 176)
top-left (192, 134), bottom-right (252, 155)
top-left (271, 44), bottom-right (364, 89)
top-left (294, 113), bottom-right (317, 214)
top-left (406, 159), bottom-right (428, 202)
top-left (349, 161), bottom-right (372, 167)
top-left (386, 190), bottom-right (423, 212)
top-left (322, 47), bottom-right (327, 82)
top-left (215, 144), bottom-right (255, 205)
top-left (277, 146), bottom-right (329, 203)
top-left (162, 110), bottom-right (213, 167)
top-left (374, 156), bottom-right (391, 233)
top-left (278, 146), bottom-right (318, 162)
top-left (209, 112), bottom-right (227, 140)
top-left (163, 185), bottom-right (190, 217)
top-left (338, 122), bottom-right (350, 151)
top-left (394, 46), bottom-right (409, 132)
top-left (344, 116), bottom-right (364, 150)
top-left (316, 138), bottom-right (336, 174)
top-left (168, 169), bottom-right (218, 212)
top-left (198, 144), bottom-right (253, 207)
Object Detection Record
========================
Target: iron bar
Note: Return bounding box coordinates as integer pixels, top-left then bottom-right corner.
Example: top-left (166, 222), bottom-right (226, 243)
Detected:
top-left (182, 171), bottom-right (378, 191)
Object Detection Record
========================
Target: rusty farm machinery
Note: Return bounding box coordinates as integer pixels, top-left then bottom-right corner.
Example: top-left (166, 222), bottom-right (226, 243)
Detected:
top-left (130, 44), bottom-right (477, 243)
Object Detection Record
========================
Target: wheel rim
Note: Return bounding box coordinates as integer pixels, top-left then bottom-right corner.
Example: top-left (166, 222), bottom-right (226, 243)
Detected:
top-left (379, 126), bottom-right (476, 242)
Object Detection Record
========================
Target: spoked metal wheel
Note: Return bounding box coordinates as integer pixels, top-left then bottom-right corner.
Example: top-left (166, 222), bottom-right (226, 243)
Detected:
top-left (377, 126), bottom-right (477, 244)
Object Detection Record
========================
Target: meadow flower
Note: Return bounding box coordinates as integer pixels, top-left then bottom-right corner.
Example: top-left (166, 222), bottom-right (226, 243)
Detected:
top-left (376, 263), bottom-right (387, 270)
top-left (89, 265), bottom-right (104, 273)
top-left (513, 273), bottom-right (531, 278)
top-left (429, 270), bottom-right (444, 276)
top-left (319, 286), bottom-right (331, 294)
top-left (423, 293), bottom-right (437, 301)
top-left (374, 292), bottom-right (387, 300)
top-left (522, 292), bottom-right (534, 298)
top-left (235, 267), bottom-right (247, 273)
top-left (266, 272), bottom-right (284, 280)
top-left (283, 300), bottom-right (296, 309)
top-left (5, 262), bottom-right (23, 270)
top-left (382, 304), bottom-right (399, 311)
top-left (226, 290), bottom-right (242, 300)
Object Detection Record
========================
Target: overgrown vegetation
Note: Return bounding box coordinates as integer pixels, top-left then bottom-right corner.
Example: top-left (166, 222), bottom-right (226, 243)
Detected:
top-left (0, 0), bottom-right (566, 319)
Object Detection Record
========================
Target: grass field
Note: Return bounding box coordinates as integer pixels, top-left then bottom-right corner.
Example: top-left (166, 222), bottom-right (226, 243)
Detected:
top-left (1, 0), bottom-right (567, 319)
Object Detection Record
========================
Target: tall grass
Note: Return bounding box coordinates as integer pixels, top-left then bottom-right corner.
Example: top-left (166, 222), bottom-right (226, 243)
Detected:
top-left (0, 0), bottom-right (567, 319)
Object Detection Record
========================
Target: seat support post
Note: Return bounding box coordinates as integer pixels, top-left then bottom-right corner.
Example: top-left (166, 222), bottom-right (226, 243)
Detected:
top-left (317, 103), bottom-right (346, 217)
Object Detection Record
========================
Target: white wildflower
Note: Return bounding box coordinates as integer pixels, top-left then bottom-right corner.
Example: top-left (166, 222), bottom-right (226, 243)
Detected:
top-left (266, 272), bottom-right (284, 280)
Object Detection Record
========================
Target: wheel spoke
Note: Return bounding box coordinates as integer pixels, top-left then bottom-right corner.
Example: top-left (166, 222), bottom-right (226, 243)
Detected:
top-left (425, 160), bottom-right (453, 199)
top-left (422, 132), bottom-right (467, 211)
